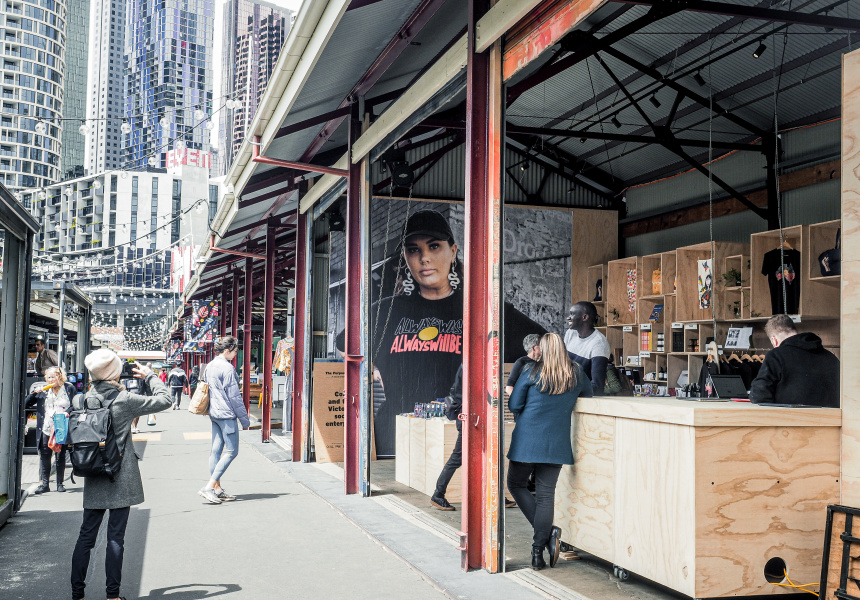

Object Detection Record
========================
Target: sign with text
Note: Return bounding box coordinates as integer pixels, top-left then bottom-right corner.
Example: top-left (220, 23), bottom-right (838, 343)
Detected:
top-left (312, 361), bottom-right (346, 463)
top-left (165, 148), bottom-right (211, 170)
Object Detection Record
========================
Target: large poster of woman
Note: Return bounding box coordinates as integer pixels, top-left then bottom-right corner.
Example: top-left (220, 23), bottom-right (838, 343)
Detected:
top-left (335, 201), bottom-right (547, 456)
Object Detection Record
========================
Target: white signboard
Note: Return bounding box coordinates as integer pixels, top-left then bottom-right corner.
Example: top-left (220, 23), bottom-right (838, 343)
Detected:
top-left (724, 326), bottom-right (753, 349)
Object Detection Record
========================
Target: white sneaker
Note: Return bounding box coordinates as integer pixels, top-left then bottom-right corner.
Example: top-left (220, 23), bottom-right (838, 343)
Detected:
top-left (216, 489), bottom-right (236, 501)
top-left (198, 488), bottom-right (222, 504)
top-left (131, 427), bottom-right (140, 434)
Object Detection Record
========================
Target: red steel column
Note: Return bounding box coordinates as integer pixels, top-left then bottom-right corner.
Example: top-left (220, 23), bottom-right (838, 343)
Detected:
top-left (243, 252), bottom-right (254, 414)
top-left (462, 0), bottom-right (500, 572)
top-left (231, 271), bottom-right (240, 367)
top-left (343, 104), bottom-right (361, 494)
top-left (291, 212), bottom-right (309, 462)
top-left (262, 218), bottom-right (277, 442)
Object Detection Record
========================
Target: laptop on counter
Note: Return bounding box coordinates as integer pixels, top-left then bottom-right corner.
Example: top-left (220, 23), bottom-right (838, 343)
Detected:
top-left (709, 375), bottom-right (749, 400)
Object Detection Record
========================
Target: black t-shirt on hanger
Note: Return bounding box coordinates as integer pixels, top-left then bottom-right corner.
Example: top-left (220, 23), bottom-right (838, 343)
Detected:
top-left (761, 247), bottom-right (801, 315)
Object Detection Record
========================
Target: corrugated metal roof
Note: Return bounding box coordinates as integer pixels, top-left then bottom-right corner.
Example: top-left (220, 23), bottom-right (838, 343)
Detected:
top-left (625, 175), bottom-right (841, 256)
top-left (508, 0), bottom-right (852, 212)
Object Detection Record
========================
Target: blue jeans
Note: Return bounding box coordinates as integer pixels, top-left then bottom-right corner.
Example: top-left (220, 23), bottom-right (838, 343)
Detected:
top-left (209, 417), bottom-right (239, 482)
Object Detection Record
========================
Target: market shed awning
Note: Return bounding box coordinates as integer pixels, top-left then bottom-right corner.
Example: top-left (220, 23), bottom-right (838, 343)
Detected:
top-left (186, 0), bottom-right (858, 295)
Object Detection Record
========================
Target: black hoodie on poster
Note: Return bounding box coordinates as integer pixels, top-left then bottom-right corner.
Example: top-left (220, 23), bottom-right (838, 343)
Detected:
top-left (749, 332), bottom-right (839, 407)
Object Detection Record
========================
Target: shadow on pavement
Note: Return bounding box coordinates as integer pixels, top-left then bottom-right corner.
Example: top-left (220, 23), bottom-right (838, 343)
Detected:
top-left (139, 584), bottom-right (242, 598)
top-left (233, 492), bottom-right (290, 502)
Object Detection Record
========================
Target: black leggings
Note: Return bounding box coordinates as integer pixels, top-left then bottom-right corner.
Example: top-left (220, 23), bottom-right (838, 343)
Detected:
top-left (38, 433), bottom-right (66, 485)
top-left (171, 387), bottom-right (182, 406)
top-left (507, 461), bottom-right (562, 549)
top-left (71, 507), bottom-right (130, 600)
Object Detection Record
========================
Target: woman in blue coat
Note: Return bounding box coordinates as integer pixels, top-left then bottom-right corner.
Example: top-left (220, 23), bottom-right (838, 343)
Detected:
top-left (507, 332), bottom-right (592, 570)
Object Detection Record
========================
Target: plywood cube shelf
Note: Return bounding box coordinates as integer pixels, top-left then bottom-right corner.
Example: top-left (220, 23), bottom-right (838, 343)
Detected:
top-left (607, 257), bottom-right (643, 324)
top-left (675, 242), bottom-right (749, 322)
top-left (750, 225), bottom-right (839, 319)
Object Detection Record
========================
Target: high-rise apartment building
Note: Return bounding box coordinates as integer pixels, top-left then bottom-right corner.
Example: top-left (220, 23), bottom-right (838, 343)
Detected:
top-left (60, 0), bottom-right (88, 179)
top-left (82, 0), bottom-right (125, 174)
top-left (218, 0), bottom-right (292, 176)
top-left (122, 0), bottom-right (215, 171)
top-left (0, 0), bottom-right (67, 195)
top-left (34, 158), bottom-right (211, 289)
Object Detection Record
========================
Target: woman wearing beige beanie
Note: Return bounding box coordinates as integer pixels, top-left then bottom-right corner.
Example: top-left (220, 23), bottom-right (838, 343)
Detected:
top-left (70, 348), bottom-right (171, 600)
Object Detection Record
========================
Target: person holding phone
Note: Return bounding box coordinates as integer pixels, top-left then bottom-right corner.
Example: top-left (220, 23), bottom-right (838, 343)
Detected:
top-left (70, 349), bottom-right (171, 600)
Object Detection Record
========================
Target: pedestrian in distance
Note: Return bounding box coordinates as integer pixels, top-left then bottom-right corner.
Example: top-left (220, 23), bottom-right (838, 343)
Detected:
top-left (25, 365), bottom-right (76, 494)
top-left (167, 363), bottom-right (188, 409)
top-left (198, 336), bottom-right (250, 504)
top-left (507, 332), bottom-right (593, 571)
top-left (34, 337), bottom-right (58, 377)
top-left (70, 349), bottom-right (171, 600)
top-left (189, 364), bottom-right (200, 399)
top-left (430, 364), bottom-right (516, 512)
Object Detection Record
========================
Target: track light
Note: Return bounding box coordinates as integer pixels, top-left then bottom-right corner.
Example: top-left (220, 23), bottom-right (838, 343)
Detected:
top-left (649, 94), bottom-right (661, 109)
top-left (611, 114), bottom-right (621, 129)
top-left (693, 71), bottom-right (706, 87)
top-left (753, 42), bottom-right (767, 59)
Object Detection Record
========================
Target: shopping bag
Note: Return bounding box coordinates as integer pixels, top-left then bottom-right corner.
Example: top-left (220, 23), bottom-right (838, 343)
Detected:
top-left (147, 413), bottom-right (157, 426)
top-left (48, 431), bottom-right (62, 453)
top-left (53, 413), bottom-right (69, 444)
top-left (188, 381), bottom-right (210, 415)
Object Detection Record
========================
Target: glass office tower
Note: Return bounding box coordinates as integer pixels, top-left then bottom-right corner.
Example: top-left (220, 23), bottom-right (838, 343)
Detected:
top-left (0, 0), bottom-right (67, 195)
top-left (83, 0), bottom-right (125, 174)
top-left (60, 0), bottom-right (87, 179)
top-left (122, 0), bottom-right (214, 170)
top-left (218, 0), bottom-right (292, 176)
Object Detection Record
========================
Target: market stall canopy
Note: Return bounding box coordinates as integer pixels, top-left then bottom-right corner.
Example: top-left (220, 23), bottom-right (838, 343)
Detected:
top-left (189, 0), bottom-right (858, 303)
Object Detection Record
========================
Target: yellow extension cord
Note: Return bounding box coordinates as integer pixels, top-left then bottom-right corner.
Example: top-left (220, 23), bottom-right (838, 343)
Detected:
top-left (768, 570), bottom-right (819, 597)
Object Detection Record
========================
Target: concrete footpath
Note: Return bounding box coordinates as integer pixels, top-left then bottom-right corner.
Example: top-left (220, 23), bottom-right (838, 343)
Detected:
top-left (0, 408), bottom-right (496, 600)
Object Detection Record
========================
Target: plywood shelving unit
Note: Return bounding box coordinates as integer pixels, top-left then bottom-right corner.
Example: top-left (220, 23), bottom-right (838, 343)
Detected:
top-left (749, 225), bottom-right (839, 319)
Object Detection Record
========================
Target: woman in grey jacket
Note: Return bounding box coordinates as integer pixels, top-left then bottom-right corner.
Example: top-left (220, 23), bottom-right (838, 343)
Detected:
top-left (198, 336), bottom-right (250, 504)
top-left (71, 349), bottom-right (172, 600)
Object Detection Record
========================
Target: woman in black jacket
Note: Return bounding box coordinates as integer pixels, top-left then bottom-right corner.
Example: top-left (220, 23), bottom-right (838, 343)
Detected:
top-left (25, 366), bottom-right (77, 494)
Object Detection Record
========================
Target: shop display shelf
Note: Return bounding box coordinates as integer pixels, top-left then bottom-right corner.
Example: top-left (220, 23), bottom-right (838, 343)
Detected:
top-left (587, 264), bottom-right (607, 305)
top-left (750, 225), bottom-right (839, 319)
top-left (807, 219), bottom-right (841, 280)
top-left (607, 257), bottom-right (643, 325)
top-left (675, 241), bottom-right (748, 322)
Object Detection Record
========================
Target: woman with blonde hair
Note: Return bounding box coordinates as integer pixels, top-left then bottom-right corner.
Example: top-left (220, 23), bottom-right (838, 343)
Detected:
top-left (24, 365), bottom-right (76, 493)
top-left (507, 332), bottom-right (592, 570)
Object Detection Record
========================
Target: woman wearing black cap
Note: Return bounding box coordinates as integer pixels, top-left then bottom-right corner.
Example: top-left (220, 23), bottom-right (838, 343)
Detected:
top-left (366, 210), bottom-right (465, 459)
top-left (355, 209), bottom-right (546, 462)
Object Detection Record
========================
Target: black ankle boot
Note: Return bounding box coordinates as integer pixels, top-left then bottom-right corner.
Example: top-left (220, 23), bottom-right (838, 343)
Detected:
top-left (531, 546), bottom-right (546, 570)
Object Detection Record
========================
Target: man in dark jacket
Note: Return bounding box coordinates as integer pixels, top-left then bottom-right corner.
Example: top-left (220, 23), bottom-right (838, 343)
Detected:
top-left (750, 314), bottom-right (839, 407)
top-left (167, 365), bottom-right (188, 409)
top-left (430, 365), bottom-right (516, 511)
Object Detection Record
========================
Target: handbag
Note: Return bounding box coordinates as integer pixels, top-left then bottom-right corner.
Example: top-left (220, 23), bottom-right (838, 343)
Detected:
top-left (147, 413), bottom-right (157, 426)
top-left (188, 381), bottom-right (210, 415)
top-left (818, 228), bottom-right (841, 276)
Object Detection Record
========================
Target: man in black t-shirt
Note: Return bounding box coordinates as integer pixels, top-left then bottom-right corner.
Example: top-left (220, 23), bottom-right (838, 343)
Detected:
top-left (505, 334), bottom-right (542, 395)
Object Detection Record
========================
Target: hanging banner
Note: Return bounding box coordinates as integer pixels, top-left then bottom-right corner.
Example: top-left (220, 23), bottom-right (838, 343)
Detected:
top-left (166, 340), bottom-right (182, 362)
top-left (186, 300), bottom-right (219, 345)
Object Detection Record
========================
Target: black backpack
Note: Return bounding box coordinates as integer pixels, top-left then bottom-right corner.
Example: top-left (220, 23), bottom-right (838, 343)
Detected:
top-left (67, 389), bottom-right (125, 482)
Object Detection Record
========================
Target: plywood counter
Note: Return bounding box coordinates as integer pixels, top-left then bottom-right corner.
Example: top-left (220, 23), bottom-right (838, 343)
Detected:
top-left (557, 396), bottom-right (841, 599)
